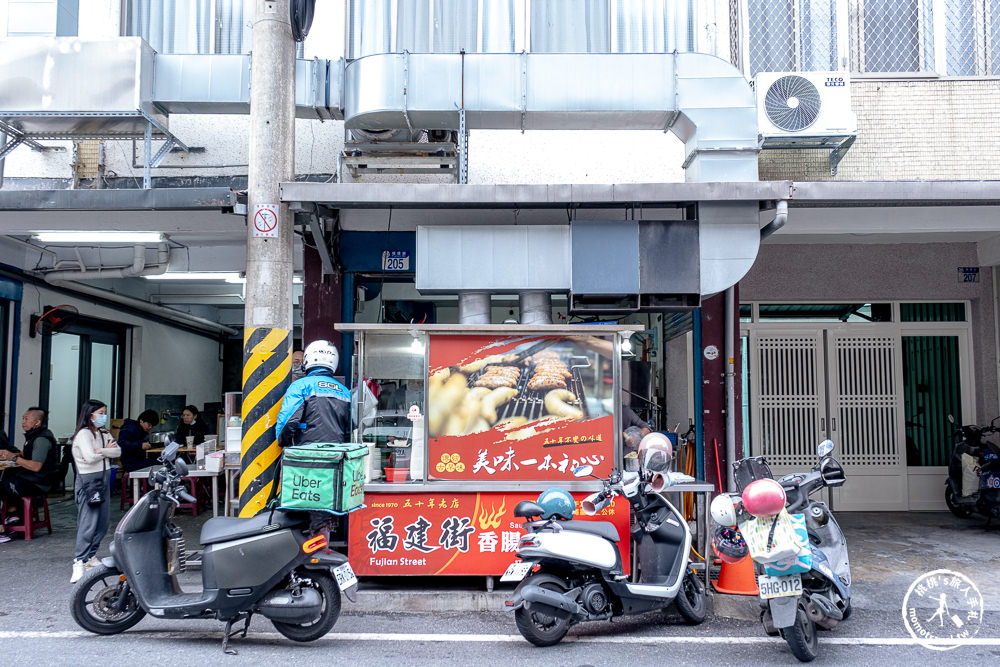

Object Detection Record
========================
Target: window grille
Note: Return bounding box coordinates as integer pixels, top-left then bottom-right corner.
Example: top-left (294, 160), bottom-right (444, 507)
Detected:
top-left (745, 0), bottom-right (838, 76)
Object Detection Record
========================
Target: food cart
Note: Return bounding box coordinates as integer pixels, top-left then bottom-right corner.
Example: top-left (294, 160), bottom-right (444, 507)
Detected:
top-left (338, 323), bottom-right (645, 580)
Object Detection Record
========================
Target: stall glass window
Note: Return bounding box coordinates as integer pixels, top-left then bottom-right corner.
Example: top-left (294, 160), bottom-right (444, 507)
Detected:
top-left (358, 333), bottom-right (427, 481)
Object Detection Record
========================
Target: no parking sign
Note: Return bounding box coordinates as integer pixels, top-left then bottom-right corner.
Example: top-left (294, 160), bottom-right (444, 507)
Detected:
top-left (251, 204), bottom-right (279, 238)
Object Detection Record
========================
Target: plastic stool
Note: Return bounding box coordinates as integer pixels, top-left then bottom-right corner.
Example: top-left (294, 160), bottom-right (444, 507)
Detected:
top-left (2, 495), bottom-right (52, 540)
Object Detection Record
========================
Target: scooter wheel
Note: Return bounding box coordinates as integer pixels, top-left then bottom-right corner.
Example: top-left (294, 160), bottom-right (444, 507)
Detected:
top-left (782, 601), bottom-right (819, 662)
top-left (945, 486), bottom-right (974, 518)
top-left (271, 571), bottom-right (342, 642)
top-left (674, 571), bottom-right (707, 625)
top-left (70, 564), bottom-right (146, 635)
top-left (513, 573), bottom-right (572, 647)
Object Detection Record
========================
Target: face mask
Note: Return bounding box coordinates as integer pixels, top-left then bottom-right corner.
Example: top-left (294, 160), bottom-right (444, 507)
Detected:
top-left (94, 413), bottom-right (108, 428)
top-left (292, 364), bottom-right (304, 375)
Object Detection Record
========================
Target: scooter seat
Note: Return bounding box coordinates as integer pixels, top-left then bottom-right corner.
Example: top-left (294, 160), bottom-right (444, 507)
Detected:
top-left (556, 519), bottom-right (620, 542)
top-left (200, 510), bottom-right (308, 546)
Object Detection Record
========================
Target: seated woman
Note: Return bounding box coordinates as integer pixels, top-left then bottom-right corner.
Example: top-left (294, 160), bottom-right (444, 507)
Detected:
top-left (175, 405), bottom-right (209, 446)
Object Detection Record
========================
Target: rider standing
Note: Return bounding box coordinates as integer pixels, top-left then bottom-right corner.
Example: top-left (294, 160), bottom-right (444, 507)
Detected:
top-left (275, 340), bottom-right (352, 447)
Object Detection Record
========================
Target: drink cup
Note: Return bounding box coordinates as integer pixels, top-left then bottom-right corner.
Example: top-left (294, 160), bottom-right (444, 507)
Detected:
top-left (186, 436), bottom-right (195, 447)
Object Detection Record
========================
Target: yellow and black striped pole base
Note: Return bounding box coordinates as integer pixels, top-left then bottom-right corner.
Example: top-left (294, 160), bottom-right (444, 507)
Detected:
top-left (239, 327), bottom-right (291, 517)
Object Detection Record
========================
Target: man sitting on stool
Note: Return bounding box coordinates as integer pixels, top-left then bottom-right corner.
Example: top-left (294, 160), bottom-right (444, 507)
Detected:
top-left (0, 407), bottom-right (59, 543)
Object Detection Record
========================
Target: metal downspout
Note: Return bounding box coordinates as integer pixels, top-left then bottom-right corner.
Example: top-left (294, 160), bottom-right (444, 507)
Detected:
top-left (519, 291), bottom-right (551, 325)
top-left (693, 310), bottom-right (704, 482)
top-left (724, 286), bottom-right (736, 492)
top-left (760, 200), bottom-right (788, 239)
top-left (458, 292), bottom-right (491, 324)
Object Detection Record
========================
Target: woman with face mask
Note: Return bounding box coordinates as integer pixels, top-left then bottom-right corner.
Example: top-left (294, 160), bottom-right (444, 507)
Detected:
top-left (175, 404), bottom-right (209, 447)
top-left (70, 399), bottom-right (121, 584)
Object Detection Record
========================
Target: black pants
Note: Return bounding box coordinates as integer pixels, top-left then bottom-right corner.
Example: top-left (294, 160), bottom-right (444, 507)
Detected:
top-left (0, 473), bottom-right (45, 508)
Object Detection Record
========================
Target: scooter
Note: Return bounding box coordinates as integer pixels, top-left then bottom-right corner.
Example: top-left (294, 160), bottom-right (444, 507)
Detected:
top-left (503, 444), bottom-right (705, 647)
top-left (69, 442), bottom-right (358, 654)
top-left (944, 414), bottom-right (1000, 523)
top-left (733, 440), bottom-right (851, 663)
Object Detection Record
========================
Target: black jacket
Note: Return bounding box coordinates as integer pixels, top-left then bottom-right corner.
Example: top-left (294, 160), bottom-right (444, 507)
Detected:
top-left (19, 426), bottom-right (59, 492)
top-left (175, 419), bottom-right (209, 446)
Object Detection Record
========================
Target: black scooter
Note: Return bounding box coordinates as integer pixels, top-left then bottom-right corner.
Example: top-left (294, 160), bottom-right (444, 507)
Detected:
top-left (945, 414), bottom-right (1000, 523)
top-left (69, 442), bottom-right (358, 653)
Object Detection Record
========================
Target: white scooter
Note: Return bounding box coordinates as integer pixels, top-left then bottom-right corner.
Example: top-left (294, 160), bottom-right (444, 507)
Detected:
top-left (503, 437), bottom-right (705, 646)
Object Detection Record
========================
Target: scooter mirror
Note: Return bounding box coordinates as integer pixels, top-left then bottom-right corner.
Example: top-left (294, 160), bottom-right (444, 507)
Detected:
top-left (581, 492), bottom-right (608, 515)
top-left (817, 439), bottom-right (835, 458)
top-left (649, 472), bottom-right (667, 493)
top-left (573, 465), bottom-right (594, 478)
top-left (161, 441), bottom-right (179, 462)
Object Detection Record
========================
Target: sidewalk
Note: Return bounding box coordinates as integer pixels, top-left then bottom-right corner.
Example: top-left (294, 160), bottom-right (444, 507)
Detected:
top-left (1, 490), bottom-right (996, 617)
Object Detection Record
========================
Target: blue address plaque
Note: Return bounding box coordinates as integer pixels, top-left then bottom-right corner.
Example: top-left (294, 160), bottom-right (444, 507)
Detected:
top-left (382, 250), bottom-right (410, 271)
top-left (958, 267), bottom-right (979, 283)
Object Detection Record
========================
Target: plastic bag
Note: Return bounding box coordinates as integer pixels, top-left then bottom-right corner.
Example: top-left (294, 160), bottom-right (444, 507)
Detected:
top-left (761, 512), bottom-right (813, 576)
top-left (740, 509), bottom-right (801, 564)
top-left (351, 380), bottom-right (378, 427)
top-left (961, 453), bottom-right (981, 497)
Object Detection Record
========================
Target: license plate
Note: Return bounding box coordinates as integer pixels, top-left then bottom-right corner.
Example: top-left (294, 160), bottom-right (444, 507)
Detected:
top-left (758, 573), bottom-right (802, 600)
top-left (333, 563), bottom-right (358, 591)
top-left (500, 561), bottom-right (533, 582)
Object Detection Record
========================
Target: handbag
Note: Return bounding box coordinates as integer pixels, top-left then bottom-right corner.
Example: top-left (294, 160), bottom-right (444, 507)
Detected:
top-left (82, 432), bottom-right (109, 507)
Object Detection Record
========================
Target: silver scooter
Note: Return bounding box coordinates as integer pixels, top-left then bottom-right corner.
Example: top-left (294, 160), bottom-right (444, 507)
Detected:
top-left (504, 447), bottom-right (705, 647)
top-left (734, 439), bottom-right (851, 663)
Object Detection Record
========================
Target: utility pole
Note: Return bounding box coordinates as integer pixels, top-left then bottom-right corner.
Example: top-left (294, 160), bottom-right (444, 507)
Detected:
top-left (240, 0), bottom-right (296, 517)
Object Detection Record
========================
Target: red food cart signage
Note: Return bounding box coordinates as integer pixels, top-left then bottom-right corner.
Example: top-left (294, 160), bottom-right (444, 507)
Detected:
top-left (426, 334), bottom-right (616, 482)
top-left (348, 491), bottom-right (630, 576)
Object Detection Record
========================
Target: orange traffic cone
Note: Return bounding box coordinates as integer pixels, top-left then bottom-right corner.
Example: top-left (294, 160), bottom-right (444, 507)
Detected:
top-left (712, 556), bottom-right (759, 595)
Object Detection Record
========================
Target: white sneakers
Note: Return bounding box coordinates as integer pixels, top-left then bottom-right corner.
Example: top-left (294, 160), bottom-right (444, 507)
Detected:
top-left (84, 557), bottom-right (101, 571)
top-left (70, 559), bottom-right (85, 584)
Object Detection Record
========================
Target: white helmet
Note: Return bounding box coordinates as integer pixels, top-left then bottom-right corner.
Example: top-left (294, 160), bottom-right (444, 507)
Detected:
top-left (710, 493), bottom-right (738, 527)
top-left (303, 340), bottom-right (339, 373)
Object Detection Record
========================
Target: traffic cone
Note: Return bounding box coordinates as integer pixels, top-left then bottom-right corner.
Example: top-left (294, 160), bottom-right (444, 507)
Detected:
top-left (712, 556), bottom-right (759, 595)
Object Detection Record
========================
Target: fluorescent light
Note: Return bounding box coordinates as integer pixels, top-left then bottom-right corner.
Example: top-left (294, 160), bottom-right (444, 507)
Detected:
top-left (144, 272), bottom-right (303, 284)
top-left (145, 272), bottom-right (243, 281)
top-left (33, 231), bottom-right (165, 244)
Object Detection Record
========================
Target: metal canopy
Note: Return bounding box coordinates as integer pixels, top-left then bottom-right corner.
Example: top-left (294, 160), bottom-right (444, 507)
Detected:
top-left (0, 187), bottom-right (238, 211)
top-left (280, 180), bottom-right (1000, 210)
top-left (281, 181), bottom-right (791, 209)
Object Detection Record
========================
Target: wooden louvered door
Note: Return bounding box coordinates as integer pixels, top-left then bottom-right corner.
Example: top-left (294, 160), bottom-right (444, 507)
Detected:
top-left (750, 327), bottom-right (907, 511)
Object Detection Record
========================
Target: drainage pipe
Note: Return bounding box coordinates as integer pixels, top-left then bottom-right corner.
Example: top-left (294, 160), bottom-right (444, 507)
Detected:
top-left (41, 243), bottom-right (170, 281)
top-left (760, 200), bottom-right (788, 239)
top-left (458, 291), bottom-right (491, 324)
top-left (519, 291), bottom-right (552, 325)
top-left (43, 277), bottom-right (237, 336)
top-left (724, 285), bottom-right (736, 492)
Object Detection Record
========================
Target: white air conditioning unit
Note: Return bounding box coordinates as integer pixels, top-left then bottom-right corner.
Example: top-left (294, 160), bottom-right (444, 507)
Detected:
top-left (754, 71), bottom-right (857, 139)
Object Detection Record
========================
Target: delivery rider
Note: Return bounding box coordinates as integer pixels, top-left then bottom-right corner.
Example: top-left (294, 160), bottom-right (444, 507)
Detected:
top-left (276, 340), bottom-right (352, 446)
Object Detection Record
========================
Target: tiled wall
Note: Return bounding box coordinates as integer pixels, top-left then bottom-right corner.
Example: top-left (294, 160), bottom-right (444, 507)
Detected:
top-left (759, 79), bottom-right (1000, 181)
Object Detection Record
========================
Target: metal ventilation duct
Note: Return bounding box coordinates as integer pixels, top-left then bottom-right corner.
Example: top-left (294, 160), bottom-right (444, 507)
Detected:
top-left (344, 52), bottom-right (758, 182)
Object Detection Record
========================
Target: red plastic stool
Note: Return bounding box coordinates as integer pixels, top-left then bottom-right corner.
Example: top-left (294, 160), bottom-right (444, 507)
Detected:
top-left (3, 495), bottom-right (52, 540)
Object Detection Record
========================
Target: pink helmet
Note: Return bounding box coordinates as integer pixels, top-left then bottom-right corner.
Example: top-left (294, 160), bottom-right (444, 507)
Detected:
top-left (741, 478), bottom-right (786, 518)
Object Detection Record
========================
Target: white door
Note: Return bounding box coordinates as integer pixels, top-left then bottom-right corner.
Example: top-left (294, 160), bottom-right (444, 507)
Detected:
top-left (749, 327), bottom-right (907, 510)
top-left (826, 330), bottom-right (906, 510)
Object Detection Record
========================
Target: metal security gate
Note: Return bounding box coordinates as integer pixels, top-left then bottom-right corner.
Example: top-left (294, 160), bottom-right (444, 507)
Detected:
top-left (750, 327), bottom-right (907, 510)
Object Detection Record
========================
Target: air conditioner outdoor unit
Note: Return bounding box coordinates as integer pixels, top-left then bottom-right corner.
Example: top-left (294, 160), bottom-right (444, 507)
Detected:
top-left (754, 71), bottom-right (858, 174)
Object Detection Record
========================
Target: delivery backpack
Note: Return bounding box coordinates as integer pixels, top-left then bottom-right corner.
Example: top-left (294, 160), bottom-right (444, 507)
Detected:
top-left (279, 442), bottom-right (368, 513)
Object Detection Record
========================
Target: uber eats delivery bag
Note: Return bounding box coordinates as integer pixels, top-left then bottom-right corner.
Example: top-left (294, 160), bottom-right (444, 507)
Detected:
top-left (279, 442), bottom-right (368, 512)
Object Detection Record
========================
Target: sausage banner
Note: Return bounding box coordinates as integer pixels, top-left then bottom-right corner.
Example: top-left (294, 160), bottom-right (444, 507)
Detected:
top-left (426, 334), bottom-right (616, 482)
